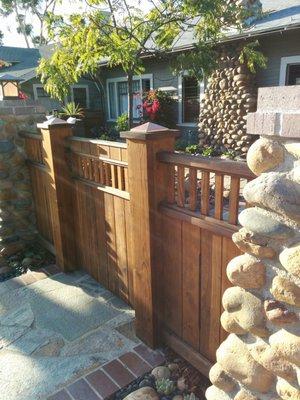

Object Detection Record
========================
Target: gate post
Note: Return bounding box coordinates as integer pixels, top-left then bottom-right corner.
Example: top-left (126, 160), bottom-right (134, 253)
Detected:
top-left (38, 119), bottom-right (77, 272)
top-left (121, 123), bottom-right (179, 348)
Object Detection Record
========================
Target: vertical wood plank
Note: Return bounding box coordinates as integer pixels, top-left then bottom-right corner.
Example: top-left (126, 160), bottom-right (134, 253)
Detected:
top-left (189, 168), bottom-right (197, 211)
top-left (104, 192), bottom-right (118, 295)
top-left (199, 230), bottom-right (212, 360)
top-left (201, 171), bottom-right (210, 215)
top-left (177, 165), bottom-right (185, 207)
top-left (114, 197), bottom-right (129, 302)
top-left (182, 221), bottom-right (201, 349)
top-left (228, 176), bottom-right (240, 225)
top-left (214, 173), bottom-right (224, 220)
top-left (162, 215), bottom-right (183, 338)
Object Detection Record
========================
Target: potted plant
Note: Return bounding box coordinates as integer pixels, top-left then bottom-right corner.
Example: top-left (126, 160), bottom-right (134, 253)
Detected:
top-left (60, 102), bottom-right (86, 137)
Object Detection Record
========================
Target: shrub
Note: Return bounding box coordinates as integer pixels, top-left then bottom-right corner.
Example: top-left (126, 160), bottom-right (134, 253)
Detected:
top-left (142, 90), bottom-right (176, 128)
top-left (115, 113), bottom-right (129, 132)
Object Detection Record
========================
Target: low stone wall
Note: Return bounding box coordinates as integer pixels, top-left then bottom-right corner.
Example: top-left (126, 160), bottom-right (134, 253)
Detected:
top-left (206, 86), bottom-right (300, 400)
top-left (0, 100), bottom-right (45, 264)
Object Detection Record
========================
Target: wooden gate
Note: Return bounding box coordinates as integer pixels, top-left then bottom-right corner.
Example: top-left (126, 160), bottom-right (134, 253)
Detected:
top-left (23, 122), bottom-right (255, 375)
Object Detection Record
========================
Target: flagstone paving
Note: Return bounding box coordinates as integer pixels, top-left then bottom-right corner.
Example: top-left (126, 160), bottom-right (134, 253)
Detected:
top-left (0, 268), bottom-right (137, 400)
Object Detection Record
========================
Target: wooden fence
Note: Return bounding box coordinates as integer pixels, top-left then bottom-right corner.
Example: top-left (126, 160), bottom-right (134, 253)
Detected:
top-left (23, 123), bottom-right (255, 377)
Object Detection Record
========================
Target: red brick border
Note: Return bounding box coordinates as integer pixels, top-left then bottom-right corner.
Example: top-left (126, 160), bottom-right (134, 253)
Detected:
top-left (48, 345), bottom-right (165, 400)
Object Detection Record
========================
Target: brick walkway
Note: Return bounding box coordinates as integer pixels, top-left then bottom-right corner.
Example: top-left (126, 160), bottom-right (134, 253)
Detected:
top-left (48, 344), bottom-right (165, 400)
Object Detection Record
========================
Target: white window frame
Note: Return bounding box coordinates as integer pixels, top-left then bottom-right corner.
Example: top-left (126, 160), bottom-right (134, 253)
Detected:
top-left (178, 72), bottom-right (205, 127)
top-left (279, 55), bottom-right (300, 86)
top-left (70, 84), bottom-right (90, 108)
top-left (106, 74), bottom-right (153, 122)
top-left (33, 84), bottom-right (50, 100)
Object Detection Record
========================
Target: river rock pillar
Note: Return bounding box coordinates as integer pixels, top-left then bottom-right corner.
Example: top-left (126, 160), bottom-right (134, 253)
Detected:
top-left (206, 86), bottom-right (300, 400)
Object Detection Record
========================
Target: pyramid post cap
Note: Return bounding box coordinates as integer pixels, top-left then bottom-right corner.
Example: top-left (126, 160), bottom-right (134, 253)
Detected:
top-left (120, 122), bottom-right (180, 140)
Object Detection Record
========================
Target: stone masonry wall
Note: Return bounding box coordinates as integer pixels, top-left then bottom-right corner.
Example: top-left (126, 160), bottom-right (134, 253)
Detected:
top-left (206, 86), bottom-right (300, 400)
top-left (0, 100), bottom-right (45, 265)
top-left (198, 51), bottom-right (257, 158)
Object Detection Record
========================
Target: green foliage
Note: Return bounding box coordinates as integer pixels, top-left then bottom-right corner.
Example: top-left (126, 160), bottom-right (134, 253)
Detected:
top-left (239, 40), bottom-right (268, 73)
top-left (155, 378), bottom-right (175, 395)
top-left (61, 102), bottom-right (84, 118)
top-left (185, 144), bottom-right (201, 155)
top-left (115, 113), bottom-right (129, 132)
top-left (222, 149), bottom-right (236, 160)
top-left (0, 30), bottom-right (3, 45)
top-left (201, 146), bottom-right (215, 157)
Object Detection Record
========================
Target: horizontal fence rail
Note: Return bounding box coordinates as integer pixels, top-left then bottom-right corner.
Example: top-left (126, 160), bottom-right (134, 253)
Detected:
top-left (158, 151), bottom-right (255, 232)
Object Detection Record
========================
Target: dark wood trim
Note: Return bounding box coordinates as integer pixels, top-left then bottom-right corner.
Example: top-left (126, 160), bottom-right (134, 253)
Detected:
top-left (162, 329), bottom-right (212, 378)
top-left (27, 160), bottom-right (48, 172)
top-left (21, 132), bottom-right (43, 140)
top-left (159, 203), bottom-right (239, 238)
top-left (157, 151), bottom-right (255, 180)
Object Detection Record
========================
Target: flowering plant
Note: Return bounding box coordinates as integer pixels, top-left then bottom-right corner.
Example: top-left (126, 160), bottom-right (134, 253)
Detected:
top-left (18, 91), bottom-right (28, 100)
top-left (140, 89), bottom-right (176, 128)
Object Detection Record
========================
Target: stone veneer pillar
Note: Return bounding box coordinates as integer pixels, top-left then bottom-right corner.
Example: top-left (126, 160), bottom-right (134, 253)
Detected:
top-left (206, 86), bottom-right (300, 400)
top-left (0, 100), bottom-right (45, 265)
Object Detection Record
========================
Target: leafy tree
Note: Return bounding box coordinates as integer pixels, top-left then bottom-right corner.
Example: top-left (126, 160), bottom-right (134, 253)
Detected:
top-left (0, 0), bottom-right (59, 47)
top-left (0, 30), bottom-right (3, 45)
top-left (38, 0), bottom-right (267, 127)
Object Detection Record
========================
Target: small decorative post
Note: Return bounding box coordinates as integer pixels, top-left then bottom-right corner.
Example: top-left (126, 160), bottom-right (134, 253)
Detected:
top-left (38, 118), bottom-right (77, 272)
top-left (206, 86), bottom-right (300, 400)
top-left (121, 122), bottom-right (179, 348)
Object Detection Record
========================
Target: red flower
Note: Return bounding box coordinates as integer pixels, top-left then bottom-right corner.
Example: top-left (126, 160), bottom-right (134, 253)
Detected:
top-left (18, 91), bottom-right (28, 100)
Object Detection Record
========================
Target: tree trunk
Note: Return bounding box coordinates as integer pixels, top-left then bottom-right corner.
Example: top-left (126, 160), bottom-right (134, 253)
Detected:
top-left (127, 73), bottom-right (134, 129)
top-left (13, 1), bottom-right (31, 48)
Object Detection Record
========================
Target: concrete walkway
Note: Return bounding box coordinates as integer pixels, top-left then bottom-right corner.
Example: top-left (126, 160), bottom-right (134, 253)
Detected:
top-left (0, 269), bottom-right (137, 400)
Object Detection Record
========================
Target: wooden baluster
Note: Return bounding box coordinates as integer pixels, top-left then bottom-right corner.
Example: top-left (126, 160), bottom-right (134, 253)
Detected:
top-left (228, 176), bottom-right (240, 225)
top-left (124, 167), bottom-right (129, 192)
top-left (166, 164), bottom-right (175, 204)
top-left (201, 171), bottom-right (210, 215)
top-left (176, 165), bottom-right (185, 207)
top-left (189, 167), bottom-right (197, 211)
top-left (99, 160), bottom-right (104, 184)
top-left (93, 160), bottom-right (100, 183)
top-left (118, 166), bottom-right (125, 191)
top-left (215, 173), bottom-right (224, 220)
top-left (105, 163), bottom-right (111, 186)
top-left (111, 164), bottom-right (118, 188)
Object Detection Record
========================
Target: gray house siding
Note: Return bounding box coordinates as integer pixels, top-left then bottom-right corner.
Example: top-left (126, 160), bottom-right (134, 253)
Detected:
top-left (256, 29), bottom-right (300, 87)
top-left (21, 76), bottom-right (102, 112)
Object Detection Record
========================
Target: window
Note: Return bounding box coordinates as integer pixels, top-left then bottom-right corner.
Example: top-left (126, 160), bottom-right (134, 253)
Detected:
top-left (286, 64), bottom-right (300, 85)
top-left (33, 84), bottom-right (50, 100)
top-left (182, 76), bottom-right (199, 123)
top-left (71, 85), bottom-right (89, 108)
top-left (279, 56), bottom-right (300, 86)
top-left (178, 73), bottom-right (204, 126)
top-left (106, 74), bottom-right (153, 121)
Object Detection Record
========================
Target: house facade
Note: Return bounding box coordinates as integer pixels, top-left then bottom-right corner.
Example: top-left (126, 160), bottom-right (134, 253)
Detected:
top-left (100, 0), bottom-right (300, 137)
top-left (0, 46), bottom-right (101, 112)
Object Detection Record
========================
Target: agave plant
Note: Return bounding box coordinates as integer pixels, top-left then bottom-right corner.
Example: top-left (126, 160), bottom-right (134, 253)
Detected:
top-left (61, 102), bottom-right (84, 118)
top-left (155, 378), bottom-right (175, 395)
